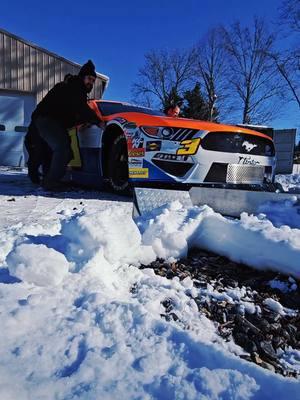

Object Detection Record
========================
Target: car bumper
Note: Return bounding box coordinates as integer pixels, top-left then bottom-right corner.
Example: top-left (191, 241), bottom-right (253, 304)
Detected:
top-left (129, 140), bottom-right (276, 185)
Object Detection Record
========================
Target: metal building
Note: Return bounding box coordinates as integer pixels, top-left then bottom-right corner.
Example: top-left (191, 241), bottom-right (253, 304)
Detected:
top-left (0, 27), bottom-right (109, 167)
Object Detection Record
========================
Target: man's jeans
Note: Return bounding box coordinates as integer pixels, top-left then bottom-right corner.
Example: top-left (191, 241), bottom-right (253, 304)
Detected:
top-left (34, 116), bottom-right (73, 182)
top-left (24, 121), bottom-right (52, 183)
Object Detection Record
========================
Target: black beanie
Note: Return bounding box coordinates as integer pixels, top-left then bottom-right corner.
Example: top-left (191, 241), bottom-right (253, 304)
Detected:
top-left (79, 60), bottom-right (97, 78)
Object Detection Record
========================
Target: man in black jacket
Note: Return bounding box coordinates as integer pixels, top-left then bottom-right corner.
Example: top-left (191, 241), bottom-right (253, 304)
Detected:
top-left (28, 60), bottom-right (99, 190)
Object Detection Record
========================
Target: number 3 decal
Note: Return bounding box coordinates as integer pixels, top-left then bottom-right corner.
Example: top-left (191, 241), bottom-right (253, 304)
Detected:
top-left (177, 138), bottom-right (201, 155)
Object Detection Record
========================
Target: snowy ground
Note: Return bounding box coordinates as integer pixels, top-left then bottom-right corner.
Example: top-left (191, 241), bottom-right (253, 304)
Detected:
top-left (0, 168), bottom-right (300, 399)
top-left (276, 174), bottom-right (300, 192)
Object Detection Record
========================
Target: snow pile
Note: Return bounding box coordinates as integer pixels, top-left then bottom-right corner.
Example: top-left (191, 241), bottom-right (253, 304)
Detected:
top-left (141, 200), bottom-right (203, 260)
top-left (263, 298), bottom-right (297, 317)
top-left (276, 174), bottom-right (300, 192)
top-left (139, 201), bottom-right (300, 278)
top-left (0, 229), bottom-right (16, 264)
top-left (61, 207), bottom-right (155, 267)
top-left (6, 243), bottom-right (69, 286)
top-left (1, 201), bottom-right (300, 399)
top-left (258, 197), bottom-right (300, 228)
top-left (279, 348), bottom-right (300, 375)
top-left (269, 277), bottom-right (298, 293)
top-left (7, 198), bottom-right (300, 286)
top-left (0, 169), bottom-right (300, 399)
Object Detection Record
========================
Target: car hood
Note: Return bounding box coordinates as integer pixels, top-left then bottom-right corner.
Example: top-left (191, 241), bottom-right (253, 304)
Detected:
top-left (105, 112), bottom-right (272, 140)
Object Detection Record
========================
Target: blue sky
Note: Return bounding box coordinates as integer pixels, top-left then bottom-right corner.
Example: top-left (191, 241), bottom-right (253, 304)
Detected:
top-left (1, 0), bottom-right (299, 132)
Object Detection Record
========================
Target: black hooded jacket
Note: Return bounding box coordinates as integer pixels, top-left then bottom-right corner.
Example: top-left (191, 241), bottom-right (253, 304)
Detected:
top-left (32, 75), bottom-right (99, 129)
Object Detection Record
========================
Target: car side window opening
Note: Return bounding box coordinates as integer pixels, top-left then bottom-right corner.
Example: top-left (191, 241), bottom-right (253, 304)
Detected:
top-left (97, 102), bottom-right (164, 117)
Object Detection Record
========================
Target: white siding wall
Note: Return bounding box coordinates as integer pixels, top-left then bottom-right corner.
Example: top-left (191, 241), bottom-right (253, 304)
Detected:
top-left (0, 28), bottom-right (108, 102)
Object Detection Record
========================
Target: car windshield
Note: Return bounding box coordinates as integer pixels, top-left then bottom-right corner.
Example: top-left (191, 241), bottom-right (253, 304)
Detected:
top-left (97, 102), bottom-right (164, 117)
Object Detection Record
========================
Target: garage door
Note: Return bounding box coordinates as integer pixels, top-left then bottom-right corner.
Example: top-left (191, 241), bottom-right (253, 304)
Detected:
top-left (0, 91), bottom-right (36, 167)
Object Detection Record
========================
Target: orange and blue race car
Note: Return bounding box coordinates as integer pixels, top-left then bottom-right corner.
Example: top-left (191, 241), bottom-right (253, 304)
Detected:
top-left (67, 100), bottom-right (276, 194)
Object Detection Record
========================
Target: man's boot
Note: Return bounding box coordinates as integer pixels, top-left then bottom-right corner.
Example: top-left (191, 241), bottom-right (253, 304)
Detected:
top-left (41, 179), bottom-right (66, 191)
top-left (27, 161), bottom-right (41, 184)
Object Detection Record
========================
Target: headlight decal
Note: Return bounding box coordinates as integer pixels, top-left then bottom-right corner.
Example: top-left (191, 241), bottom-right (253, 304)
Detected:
top-left (141, 126), bottom-right (160, 137)
top-left (161, 127), bottom-right (173, 139)
top-left (141, 126), bottom-right (200, 141)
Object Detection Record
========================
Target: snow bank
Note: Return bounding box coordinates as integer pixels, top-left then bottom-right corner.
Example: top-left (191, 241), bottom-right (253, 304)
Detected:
top-left (139, 202), bottom-right (300, 278)
top-left (1, 202), bottom-right (299, 399)
top-left (1, 168), bottom-right (300, 399)
top-left (6, 243), bottom-right (69, 286)
top-left (276, 173), bottom-right (300, 192)
top-left (61, 207), bottom-right (155, 267)
top-left (258, 197), bottom-right (300, 229)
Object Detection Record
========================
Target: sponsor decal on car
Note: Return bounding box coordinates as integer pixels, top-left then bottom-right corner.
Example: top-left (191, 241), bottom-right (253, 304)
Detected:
top-left (146, 141), bottom-right (162, 152)
top-left (238, 156), bottom-right (260, 165)
top-left (129, 168), bottom-right (149, 178)
top-left (128, 148), bottom-right (145, 157)
top-left (176, 138), bottom-right (201, 155)
top-left (153, 153), bottom-right (190, 162)
top-left (127, 133), bottom-right (145, 156)
top-left (128, 135), bottom-right (144, 150)
top-left (132, 138), bottom-right (144, 149)
top-left (129, 158), bottom-right (143, 167)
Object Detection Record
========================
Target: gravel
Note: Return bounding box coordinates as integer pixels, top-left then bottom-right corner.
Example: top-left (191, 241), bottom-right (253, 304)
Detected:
top-left (140, 248), bottom-right (300, 378)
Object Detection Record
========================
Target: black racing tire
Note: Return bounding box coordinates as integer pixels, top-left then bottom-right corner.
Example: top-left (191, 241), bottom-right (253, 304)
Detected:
top-left (106, 134), bottom-right (130, 195)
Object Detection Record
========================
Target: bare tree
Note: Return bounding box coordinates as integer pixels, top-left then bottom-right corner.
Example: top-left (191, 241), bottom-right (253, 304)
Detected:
top-left (221, 18), bottom-right (283, 124)
top-left (270, 0), bottom-right (300, 108)
top-left (279, 0), bottom-right (300, 33)
top-left (268, 51), bottom-right (300, 108)
top-left (132, 48), bottom-right (196, 109)
top-left (194, 27), bottom-right (232, 121)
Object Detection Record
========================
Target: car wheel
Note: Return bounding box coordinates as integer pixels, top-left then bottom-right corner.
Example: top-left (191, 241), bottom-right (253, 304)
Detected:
top-left (107, 134), bottom-right (130, 194)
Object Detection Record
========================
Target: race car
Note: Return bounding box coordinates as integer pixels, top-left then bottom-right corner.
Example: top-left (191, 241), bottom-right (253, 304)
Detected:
top-left (67, 100), bottom-right (276, 194)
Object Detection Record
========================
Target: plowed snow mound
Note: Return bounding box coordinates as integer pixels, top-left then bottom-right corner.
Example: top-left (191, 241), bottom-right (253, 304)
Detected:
top-left (0, 168), bottom-right (299, 399)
